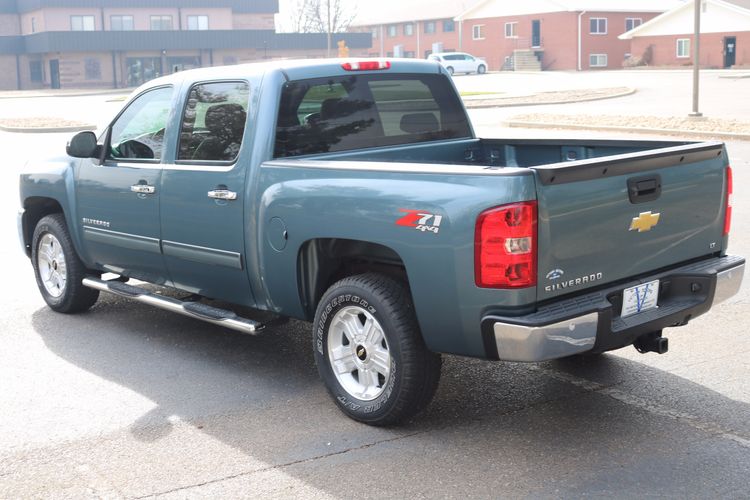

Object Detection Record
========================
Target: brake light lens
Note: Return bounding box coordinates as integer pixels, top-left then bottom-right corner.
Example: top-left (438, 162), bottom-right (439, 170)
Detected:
top-left (341, 60), bottom-right (391, 71)
top-left (475, 201), bottom-right (537, 288)
top-left (724, 165), bottom-right (733, 236)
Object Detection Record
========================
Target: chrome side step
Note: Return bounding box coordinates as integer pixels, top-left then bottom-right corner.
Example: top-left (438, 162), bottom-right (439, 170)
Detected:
top-left (82, 276), bottom-right (263, 335)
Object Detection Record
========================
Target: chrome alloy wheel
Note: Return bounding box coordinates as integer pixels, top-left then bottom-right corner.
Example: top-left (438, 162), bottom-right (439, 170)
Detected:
top-left (327, 306), bottom-right (392, 401)
top-left (37, 233), bottom-right (67, 298)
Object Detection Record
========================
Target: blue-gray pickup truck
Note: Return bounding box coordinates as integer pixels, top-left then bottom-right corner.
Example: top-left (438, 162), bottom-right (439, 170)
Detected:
top-left (18, 59), bottom-right (744, 425)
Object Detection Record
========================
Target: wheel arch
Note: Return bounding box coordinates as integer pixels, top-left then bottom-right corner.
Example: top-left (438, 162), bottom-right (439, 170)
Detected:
top-left (296, 238), bottom-right (411, 321)
top-left (21, 197), bottom-right (65, 257)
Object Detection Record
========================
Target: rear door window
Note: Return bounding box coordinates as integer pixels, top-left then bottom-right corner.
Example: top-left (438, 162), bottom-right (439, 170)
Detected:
top-left (274, 74), bottom-right (471, 158)
top-left (177, 81), bottom-right (250, 163)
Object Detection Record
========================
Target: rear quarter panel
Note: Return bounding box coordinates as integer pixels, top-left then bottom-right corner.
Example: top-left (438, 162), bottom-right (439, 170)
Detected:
top-left (254, 160), bottom-right (537, 358)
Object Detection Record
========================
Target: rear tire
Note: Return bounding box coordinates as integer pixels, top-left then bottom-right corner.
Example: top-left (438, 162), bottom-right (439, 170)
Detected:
top-left (31, 214), bottom-right (99, 313)
top-left (313, 273), bottom-right (442, 426)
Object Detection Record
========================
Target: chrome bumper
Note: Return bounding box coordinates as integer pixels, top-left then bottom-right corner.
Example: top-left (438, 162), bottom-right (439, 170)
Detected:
top-left (486, 258), bottom-right (745, 363)
top-left (17, 208), bottom-right (26, 255)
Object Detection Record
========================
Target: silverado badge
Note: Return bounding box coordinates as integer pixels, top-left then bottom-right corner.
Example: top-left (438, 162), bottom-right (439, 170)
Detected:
top-left (629, 211), bottom-right (660, 233)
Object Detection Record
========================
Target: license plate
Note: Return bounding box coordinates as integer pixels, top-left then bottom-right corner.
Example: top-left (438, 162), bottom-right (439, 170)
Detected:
top-left (621, 279), bottom-right (660, 318)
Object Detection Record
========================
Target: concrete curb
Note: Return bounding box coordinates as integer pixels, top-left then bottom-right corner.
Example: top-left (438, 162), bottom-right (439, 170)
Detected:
top-left (464, 87), bottom-right (636, 109)
top-left (0, 88), bottom-right (133, 99)
top-left (0, 123), bottom-right (96, 133)
top-left (504, 119), bottom-right (750, 141)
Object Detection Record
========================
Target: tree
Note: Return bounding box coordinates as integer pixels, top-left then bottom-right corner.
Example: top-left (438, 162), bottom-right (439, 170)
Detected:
top-left (289, 0), bottom-right (356, 34)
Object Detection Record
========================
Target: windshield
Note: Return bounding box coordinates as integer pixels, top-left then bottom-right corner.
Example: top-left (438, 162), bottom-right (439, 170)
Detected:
top-left (274, 73), bottom-right (472, 158)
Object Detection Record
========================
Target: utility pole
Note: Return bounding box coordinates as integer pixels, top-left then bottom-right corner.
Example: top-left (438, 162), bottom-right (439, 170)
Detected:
top-left (326, 0), bottom-right (332, 57)
top-left (689, 0), bottom-right (702, 117)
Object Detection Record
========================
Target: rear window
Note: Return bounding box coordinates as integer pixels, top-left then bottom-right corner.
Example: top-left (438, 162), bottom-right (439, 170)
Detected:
top-left (274, 73), bottom-right (472, 158)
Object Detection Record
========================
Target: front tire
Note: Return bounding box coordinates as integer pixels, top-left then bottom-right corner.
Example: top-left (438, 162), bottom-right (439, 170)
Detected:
top-left (313, 273), bottom-right (441, 426)
top-left (477, 64), bottom-right (487, 74)
top-left (446, 66), bottom-right (454, 76)
top-left (31, 214), bottom-right (99, 313)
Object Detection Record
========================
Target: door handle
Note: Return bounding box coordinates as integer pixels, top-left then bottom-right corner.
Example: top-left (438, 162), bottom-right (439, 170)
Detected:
top-left (131, 184), bottom-right (156, 194)
top-left (207, 189), bottom-right (237, 201)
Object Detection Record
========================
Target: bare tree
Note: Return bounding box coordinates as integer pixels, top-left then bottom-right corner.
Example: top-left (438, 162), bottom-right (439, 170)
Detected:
top-left (290, 0), bottom-right (356, 34)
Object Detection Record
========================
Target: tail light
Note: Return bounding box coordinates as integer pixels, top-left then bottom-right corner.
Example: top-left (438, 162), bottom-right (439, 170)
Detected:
top-left (341, 61), bottom-right (391, 71)
top-left (475, 201), bottom-right (537, 288)
top-left (724, 165), bottom-right (733, 236)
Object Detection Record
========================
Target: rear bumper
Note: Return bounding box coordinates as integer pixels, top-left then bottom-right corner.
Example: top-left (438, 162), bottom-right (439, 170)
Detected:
top-left (481, 255), bottom-right (745, 362)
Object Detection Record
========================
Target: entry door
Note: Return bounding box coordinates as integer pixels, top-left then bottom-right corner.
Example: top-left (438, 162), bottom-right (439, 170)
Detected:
top-left (159, 80), bottom-right (256, 306)
top-left (531, 20), bottom-right (541, 48)
top-left (724, 37), bottom-right (737, 68)
top-left (75, 86), bottom-right (174, 283)
top-left (49, 59), bottom-right (60, 89)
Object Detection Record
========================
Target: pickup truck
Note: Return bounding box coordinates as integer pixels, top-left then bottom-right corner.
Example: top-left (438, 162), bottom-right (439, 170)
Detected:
top-left (18, 59), bottom-right (744, 426)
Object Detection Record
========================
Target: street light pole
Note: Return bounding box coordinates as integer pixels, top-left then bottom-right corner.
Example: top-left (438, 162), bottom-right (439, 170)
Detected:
top-left (690, 0), bottom-right (702, 117)
top-left (326, 0), bottom-right (332, 57)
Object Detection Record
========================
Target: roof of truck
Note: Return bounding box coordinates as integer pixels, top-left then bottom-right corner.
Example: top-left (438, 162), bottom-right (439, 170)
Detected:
top-left (139, 58), bottom-right (444, 91)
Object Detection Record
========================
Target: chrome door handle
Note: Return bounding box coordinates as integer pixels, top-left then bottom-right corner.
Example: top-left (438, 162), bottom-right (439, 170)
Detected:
top-left (207, 189), bottom-right (237, 201)
top-left (131, 184), bottom-right (156, 194)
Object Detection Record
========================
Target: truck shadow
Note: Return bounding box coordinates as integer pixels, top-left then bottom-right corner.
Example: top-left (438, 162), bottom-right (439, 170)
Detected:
top-left (32, 293), bottom-right (750, 497)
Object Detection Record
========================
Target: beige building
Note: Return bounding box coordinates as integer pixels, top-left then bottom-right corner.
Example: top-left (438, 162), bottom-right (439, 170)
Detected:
top-left (0, 0), bottom-right (371, 90)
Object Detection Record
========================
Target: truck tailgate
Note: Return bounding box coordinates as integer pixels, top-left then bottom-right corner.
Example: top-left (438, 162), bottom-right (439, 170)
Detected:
top-left (533, 142), bottom-right (729, 300)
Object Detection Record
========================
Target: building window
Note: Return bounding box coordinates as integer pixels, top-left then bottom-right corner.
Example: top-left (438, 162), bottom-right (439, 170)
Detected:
top-left (472, 24), bottom-right (484, 40)
top-left (702, 1), bottom-right (707, 13)
top-left (504, 22), bottom-right (517, 38)
top-left (110, 15), bottom-right (134, 31)
top-left (150, 15), bottom-right (173, 31)
top-left (404, 50), bottom-right (415, 58)
top-left (589, 54), bottom-right (608, 67)
top-left (677, 38), bottom-right (690, 58)
top-left (424, 21), bottom-right (436, 34)
top-left (404, 23), bottom-right (413, 36)
top-left (371, 27), bottom-right (378, 39)
top-left (31, 17), bottom-right (36, 33)
top-left (443, 20), bottom-right (455, 32)
top-left (625, 18), bottom-right (642, 32)
top-left (85, 58), bottom-right (101, 80)
top-left (71, 15), bottom-right (95, 31)
top-left (387, 25), bottom-right (397, 37)
top-left (29, 60), bottom-right (42, 82)
top-left (589, 18), bottom-right (607, 35)
top-left (187, 15), bottom-right (208, 30)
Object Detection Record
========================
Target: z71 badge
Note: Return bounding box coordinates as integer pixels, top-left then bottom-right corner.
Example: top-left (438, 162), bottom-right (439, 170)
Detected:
top-left (396, 209), bottom-right (443, 234)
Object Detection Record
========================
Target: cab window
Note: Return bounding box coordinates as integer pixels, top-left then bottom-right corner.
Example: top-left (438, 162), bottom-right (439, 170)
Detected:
top-left (177, 81), bottom-right (250, 162)
top-left (109, 86), bottom-right (172, 161)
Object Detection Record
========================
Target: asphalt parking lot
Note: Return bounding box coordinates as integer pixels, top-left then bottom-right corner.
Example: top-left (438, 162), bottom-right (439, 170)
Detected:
top-left (1, 70), bottom-right (749, 498)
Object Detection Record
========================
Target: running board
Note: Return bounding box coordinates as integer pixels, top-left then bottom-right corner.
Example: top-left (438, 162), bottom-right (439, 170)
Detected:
top-left (82, 276), bottom-right (263, 335)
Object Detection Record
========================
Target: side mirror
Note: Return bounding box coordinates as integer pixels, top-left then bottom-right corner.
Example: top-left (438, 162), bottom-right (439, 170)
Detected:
top-left (66, 131), bottom-right (98, 158)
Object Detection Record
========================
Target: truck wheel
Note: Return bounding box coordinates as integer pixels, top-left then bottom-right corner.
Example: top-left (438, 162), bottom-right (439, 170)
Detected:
top-left (313, 273), bottom-right (441, 426)
top-left (31, 214), bottom-right (99, 313)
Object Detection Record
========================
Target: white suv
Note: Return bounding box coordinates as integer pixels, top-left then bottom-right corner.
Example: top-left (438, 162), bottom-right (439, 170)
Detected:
top-left (427, 52), bottom-right (488, 75)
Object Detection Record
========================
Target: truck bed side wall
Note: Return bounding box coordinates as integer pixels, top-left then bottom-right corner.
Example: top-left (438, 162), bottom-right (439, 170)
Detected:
top-left (254, 162), bottom-right (537, 358)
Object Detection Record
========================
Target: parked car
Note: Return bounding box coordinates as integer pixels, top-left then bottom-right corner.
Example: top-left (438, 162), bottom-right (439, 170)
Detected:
top-left (428, 52), bottom-right (487, 75)
top-left (18, 58), bottom-right (743, 426)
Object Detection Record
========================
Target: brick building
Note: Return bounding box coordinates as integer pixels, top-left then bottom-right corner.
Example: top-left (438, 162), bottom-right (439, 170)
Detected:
top-left (0, 0), bottom-right (371, 90)
top-left (455, 0), bottom-right (682, 71)
top-left (349, 0), bottom-right (482, 60)
top-left (620, 0), bottom-right (750, 68)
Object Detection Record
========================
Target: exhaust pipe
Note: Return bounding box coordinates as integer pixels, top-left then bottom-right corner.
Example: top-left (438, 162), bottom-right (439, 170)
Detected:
top-left (634, 331), bottom-right (669, 354)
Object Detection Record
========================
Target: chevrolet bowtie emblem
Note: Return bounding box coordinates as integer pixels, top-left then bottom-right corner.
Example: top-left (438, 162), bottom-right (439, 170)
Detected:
top-left (629, 211), bottom-right (661, 232)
